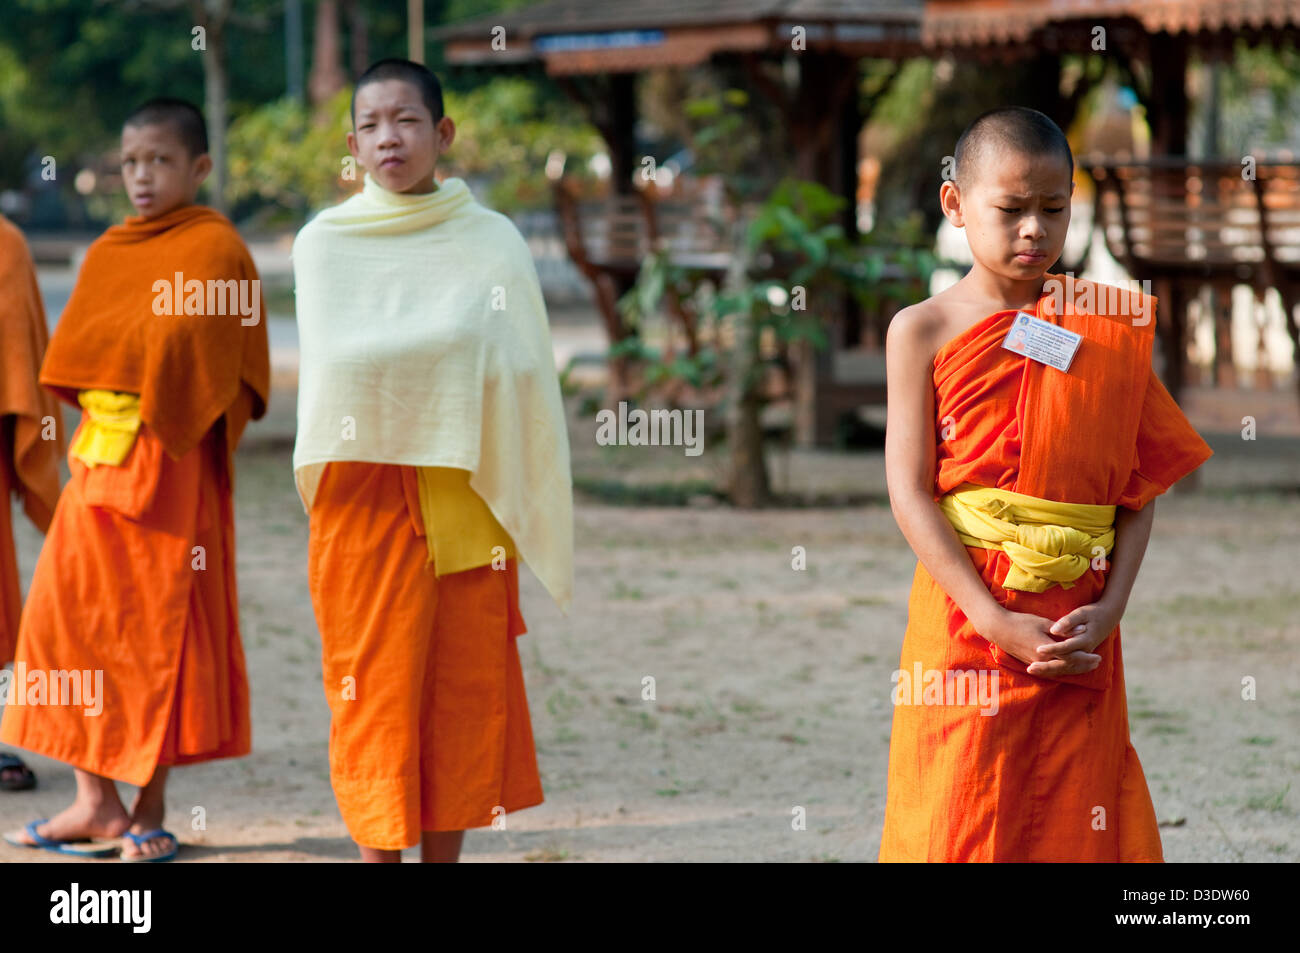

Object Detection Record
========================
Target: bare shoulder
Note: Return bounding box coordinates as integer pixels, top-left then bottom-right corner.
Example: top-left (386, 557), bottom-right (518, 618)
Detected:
top-left (890, 284), bottom-right (998, 364)
top-left (886, 296), bottom-right (949, 363)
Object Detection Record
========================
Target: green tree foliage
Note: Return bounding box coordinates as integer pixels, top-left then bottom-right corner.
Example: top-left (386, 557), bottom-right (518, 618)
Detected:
top-left (227, 90), bottom-right (354, 221)
top-left (618, 179), bottom-right (934, 393)
top-left (616, 175), bottom-right (933, 504)
top-left (0, 0), bottom-right (286, 192)
top-left (442, 77), bottom-right (603, 211)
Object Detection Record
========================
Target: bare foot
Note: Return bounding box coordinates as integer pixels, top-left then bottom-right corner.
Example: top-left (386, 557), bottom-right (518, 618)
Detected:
top-left (120, 824), bottom-right (177, 861)
top-left (122, 771), bottom-right (174, 861)
top-left (6, 798), bottom-right (130, 846)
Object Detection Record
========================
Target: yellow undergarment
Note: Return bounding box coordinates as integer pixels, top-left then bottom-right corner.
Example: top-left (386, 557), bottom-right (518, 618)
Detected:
top-left (416, 467), bottom-right (516, 575)
top-left (70, 390), bottom-right (141, 468)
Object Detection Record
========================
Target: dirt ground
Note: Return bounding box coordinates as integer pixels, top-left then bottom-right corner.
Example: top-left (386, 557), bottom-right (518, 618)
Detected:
top-left (1, 387), bottom-right (1297, 863)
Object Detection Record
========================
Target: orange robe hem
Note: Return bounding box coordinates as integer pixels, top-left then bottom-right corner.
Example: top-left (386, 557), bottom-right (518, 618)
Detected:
top-left (0, 420), bottom-right (250, 785)
top-left (308, 461), bottom-right (543, 850)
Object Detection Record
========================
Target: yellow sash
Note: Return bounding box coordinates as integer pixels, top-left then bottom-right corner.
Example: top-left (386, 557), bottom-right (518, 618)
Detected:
top-left (939, 483), bottom-right (1115, 592)
top-left (70, 390), bottom-right (141, 468)
top-left (416, 467), bottom-right (516, 575)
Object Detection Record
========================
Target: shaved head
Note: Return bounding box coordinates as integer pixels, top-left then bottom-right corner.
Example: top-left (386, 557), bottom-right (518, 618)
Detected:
top-left (123, 97), bottom-right (208, 157)
top-left (351, 58), bottom-right (444, 126)
top-left (954, 106), bottom-right (1072, 189)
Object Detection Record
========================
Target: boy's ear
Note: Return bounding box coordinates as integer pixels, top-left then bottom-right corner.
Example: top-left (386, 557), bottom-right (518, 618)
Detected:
top-left (939, 180), bottom-right (964, 228)
top-left (346, 130), bottom-right (360, 161)
top-left (436, 116), bottom-right (456, 151)
top-left (191, 153), bottom-right (213, 187)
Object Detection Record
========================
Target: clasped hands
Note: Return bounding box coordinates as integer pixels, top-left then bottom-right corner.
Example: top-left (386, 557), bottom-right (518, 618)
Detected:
top-left (977, 599), bottom-right (1125, 678)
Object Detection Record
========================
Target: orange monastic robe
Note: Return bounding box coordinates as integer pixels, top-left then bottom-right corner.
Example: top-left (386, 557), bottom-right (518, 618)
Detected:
top-left (0, 215), bottom-right (64, 662)
top-left (308, 461), bottom-right (544, 849)
top-left (879, 276), bottom-right (1212, 862)
top-left (0, 205), bottom-right (269, 785)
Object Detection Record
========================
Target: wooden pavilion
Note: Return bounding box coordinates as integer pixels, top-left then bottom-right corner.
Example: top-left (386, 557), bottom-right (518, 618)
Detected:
top-left (436, 0), bottom-right (1300, 437)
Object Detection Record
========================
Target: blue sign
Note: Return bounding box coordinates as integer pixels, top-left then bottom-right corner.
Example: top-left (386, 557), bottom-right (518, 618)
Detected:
top-left (534, 30), bottom-right (666, 53)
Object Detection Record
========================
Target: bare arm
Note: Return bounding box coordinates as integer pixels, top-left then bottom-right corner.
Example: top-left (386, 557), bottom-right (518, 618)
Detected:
top-left (1096, 500), bottom-right (1155, 615)
top-left (883, 308), bottom-right (1006, 636)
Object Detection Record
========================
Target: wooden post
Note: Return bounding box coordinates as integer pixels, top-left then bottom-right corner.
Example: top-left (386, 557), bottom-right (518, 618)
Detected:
top-left (608, 73), bottom-right (637, 195)
top-left (408, 0), bottom-right (424, 64)
top-left (1148, 33), bottom-right (1188, 156)
top-left (1212, 280), bottom-right (1235, 387)
top-left (1164, 280), bottom-right (1188, 402)
top-left (285, 0), bottom-right (304, 101)
top-left (790, 52), bottom-right (860, 446)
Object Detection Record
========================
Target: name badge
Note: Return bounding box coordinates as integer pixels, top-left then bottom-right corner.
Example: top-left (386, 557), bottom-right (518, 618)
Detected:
top-left (1001, 312), bottom-right (1082, 371)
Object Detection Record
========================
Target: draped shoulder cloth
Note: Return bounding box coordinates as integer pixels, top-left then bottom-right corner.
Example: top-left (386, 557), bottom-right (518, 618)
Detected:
top-left (291, 175), bottom-right (574, 612)
top-left (40, 204), bottom-right (269, 460)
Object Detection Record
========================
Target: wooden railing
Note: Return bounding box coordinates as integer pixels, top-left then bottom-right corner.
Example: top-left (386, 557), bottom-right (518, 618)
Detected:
top-left (1081, 157), bottom-right (1300, 402)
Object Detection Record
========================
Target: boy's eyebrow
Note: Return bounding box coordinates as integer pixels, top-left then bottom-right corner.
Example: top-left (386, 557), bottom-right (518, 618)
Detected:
top-left (356, 103), bottom-right (422, 120)
top-left (995, 192), bottom-right (1067, 201)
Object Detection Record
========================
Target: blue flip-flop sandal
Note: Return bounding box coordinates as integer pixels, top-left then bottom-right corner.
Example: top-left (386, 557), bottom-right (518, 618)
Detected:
top-left (3, 819), bottom-right (119, 857)
top-left (121, 828), bottom-right (178, 863)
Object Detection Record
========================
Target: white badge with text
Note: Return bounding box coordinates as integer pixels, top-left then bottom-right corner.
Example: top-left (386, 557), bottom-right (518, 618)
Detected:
top-left (1002, 312), bottom-right (1082, 371)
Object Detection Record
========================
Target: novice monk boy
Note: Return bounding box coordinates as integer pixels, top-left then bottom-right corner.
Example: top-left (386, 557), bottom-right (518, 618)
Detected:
top-left (0, 214), bottom-right (65, 793)
top-left (292, 59), bottom-right (573, 863)
top-left (1, 98), bottom-right (269, 861)
top-left (879, 107), bottom-right (1212, 862)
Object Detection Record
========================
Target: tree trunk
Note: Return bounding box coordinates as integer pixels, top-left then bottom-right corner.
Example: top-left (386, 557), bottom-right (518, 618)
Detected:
top-left (309, 0), bottom-right (346, 107)
top-left (192, 0), bottom-right (233, 215)
top-left (345, 0), bottom-right (369, 79)
top-left (205, 25), bottom-right (228, 214)
top-left (725, 223), bottom-right (770, 508)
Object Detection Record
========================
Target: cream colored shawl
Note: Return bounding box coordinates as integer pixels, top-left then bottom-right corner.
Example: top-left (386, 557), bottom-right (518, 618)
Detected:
top-left (291, 174), bottom-right (573, 611)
